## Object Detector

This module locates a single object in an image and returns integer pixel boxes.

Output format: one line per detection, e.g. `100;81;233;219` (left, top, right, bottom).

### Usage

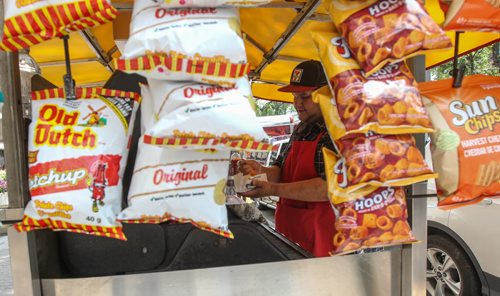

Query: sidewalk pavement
0;233;14;295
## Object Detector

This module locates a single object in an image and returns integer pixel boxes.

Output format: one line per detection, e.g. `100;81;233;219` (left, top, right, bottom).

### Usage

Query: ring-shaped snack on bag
312;30;433;139
0;0;117;51
116;2;249;87
324;0;452;76
15;88;141;240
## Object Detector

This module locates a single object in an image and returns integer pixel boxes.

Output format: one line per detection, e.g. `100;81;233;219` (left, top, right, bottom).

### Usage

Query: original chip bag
312;29;433;137
324;149;416;255
324;0;452;76
118;141;233;238
420;75;500;208
147;0;271;7
441;0;500;31
115;2;249;87
0;0;117;52
16;88;140;240
142;78;272;151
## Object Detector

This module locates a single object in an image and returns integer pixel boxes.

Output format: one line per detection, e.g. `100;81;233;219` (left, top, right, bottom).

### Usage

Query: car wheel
426;234;481;296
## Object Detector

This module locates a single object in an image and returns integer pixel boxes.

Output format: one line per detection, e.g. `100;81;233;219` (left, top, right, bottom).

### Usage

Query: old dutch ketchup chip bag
324;148;417;255
420;75;500;208
16;88;140;240
324;0;452;76
441;0;500;31
115;1;249;87
118;141;233;238
0;0;117;51
151;0;270;7
312;29;433;137
142;78;271;151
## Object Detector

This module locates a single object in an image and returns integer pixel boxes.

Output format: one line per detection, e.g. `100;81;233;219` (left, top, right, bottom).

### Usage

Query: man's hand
238;159;263;176
240;180;278;198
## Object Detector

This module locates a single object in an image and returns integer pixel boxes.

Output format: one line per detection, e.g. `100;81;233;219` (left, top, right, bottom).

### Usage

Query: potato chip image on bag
118;141;233;238
420;75;500;209
324;0;452;76
150;0;270;7
115;2;249;87
0;0;117;51
142;78;272;151
312;29;433;137
15;88;141;240
442;0;500;31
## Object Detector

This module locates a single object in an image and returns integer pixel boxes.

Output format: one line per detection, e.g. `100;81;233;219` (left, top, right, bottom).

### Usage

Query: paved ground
0;233;13;296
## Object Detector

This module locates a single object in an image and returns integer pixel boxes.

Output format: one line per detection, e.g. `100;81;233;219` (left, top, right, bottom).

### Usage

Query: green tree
430;41;500;80
253;99;295;117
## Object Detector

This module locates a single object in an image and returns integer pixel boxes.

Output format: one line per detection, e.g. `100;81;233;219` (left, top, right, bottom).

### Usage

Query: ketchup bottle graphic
90;162;108;213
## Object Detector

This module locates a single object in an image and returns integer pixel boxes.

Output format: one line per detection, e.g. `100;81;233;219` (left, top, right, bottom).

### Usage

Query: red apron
275;132;336;257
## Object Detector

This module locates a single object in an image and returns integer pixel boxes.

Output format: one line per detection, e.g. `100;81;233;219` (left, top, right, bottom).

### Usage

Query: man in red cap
239;60;336;257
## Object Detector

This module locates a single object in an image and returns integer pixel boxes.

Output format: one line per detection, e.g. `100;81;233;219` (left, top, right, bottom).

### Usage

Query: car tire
426;233;481;296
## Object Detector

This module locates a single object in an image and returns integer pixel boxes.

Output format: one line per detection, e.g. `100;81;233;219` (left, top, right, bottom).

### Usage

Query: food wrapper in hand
324;0;452;76
0;0;117;51
420;75;500;209
312;29;433;137
142;78;272;151
16;88;141;240
323;136;436;193
441;0;500;31
233;172;268;193
115;2;248;87
118;141;233;238
148;0;271;7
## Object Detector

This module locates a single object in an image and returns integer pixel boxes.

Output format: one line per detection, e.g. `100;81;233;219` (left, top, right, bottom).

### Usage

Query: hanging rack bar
62;36;76;100
452;31;465;88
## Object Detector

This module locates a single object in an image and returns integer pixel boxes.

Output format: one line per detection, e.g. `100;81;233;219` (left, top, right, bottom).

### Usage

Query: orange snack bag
442;0;500;31
0;0;117;52
420;75;500;208
324;148;417;255
324;0;452;76
312;29;433;137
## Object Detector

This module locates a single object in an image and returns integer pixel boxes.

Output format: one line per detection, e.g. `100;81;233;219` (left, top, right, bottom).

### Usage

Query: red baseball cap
278;60;328;93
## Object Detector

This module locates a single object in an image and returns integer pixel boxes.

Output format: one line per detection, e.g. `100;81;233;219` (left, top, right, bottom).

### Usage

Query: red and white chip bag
0;0;117;51
326;134;437;193
442;0;500;31
420;75;500;208
115;2;249;87
149;0;270;7
312;29;433;137
324;0;452;76
142;78;272;151
15;88;140;240
324;148;417;255
118;141;233;238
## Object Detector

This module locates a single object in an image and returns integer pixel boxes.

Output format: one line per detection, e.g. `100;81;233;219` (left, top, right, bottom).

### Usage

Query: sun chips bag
420;75;500;208
312;29;433;137
142;78;271;151
150;0;270;7
115;1;249;87
118;141;233;238
441;0;500;31
0;0;117;51
16;88;140;240
324;148;417;255
324;0;452;76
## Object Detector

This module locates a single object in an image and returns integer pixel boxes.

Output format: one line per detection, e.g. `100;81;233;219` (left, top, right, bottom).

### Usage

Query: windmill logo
82;105;107;126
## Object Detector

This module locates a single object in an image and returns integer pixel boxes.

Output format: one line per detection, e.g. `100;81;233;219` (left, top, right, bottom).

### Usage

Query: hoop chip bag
142;78;272;151
115;2;249;87
420;75;500;208
0;0;117;51
118;141;233;238
312;29;433;137
16;88;140;240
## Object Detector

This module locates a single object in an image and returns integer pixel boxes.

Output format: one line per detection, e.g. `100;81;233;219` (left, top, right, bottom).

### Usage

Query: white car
427;197;500;296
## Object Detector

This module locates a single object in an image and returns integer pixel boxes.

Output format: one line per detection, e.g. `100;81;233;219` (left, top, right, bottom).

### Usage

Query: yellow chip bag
324;0;452;76
312;29;433;138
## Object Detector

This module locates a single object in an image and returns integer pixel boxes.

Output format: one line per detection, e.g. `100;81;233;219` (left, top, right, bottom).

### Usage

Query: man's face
293;91;322;124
